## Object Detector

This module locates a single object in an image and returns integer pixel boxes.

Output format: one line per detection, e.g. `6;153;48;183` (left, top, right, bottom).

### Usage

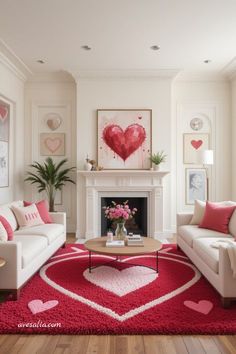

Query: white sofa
177;211;236;308
0;201;66;299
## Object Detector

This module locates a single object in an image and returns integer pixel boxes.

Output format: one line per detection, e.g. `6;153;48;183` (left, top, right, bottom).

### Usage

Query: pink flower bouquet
103;200;137;223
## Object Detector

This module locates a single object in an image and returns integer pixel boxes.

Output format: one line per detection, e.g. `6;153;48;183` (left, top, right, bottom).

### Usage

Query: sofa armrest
0;241;21;289
219;245;236;297
49;212;66;228
177;212;193;227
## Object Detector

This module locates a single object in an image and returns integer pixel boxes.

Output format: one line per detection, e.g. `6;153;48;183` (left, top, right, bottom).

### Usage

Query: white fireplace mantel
76;170;170;239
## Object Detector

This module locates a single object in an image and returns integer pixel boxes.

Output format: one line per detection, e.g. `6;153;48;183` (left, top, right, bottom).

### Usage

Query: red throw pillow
24;200;52;224
0;215;13;240
199;201;236;234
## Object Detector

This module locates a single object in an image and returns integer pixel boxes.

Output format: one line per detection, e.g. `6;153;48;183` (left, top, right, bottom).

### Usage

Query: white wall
76;77;173;234
0;58;25;203
173;79;232;220
24;74;77;232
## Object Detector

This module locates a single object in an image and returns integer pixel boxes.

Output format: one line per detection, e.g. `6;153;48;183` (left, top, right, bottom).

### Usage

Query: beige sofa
177;210;236;307
0;201;66;299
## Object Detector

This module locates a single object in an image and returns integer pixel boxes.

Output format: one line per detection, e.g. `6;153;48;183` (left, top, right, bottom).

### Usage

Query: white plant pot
154;164;161;171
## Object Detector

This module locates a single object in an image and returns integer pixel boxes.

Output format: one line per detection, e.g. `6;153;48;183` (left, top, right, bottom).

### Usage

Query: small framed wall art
0;99;10;187
40;133;65;156
97;109;152;169
185;168;207;205
183;133;209;164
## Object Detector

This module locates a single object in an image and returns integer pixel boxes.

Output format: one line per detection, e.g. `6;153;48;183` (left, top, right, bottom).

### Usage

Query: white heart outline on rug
40;253;201;322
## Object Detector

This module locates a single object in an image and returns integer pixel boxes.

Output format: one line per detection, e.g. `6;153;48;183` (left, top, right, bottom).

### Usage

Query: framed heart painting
40;133;65;156
97;109;152;169
183;133;209;164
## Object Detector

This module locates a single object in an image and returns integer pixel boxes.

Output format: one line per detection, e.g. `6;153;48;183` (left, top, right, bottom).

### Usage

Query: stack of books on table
127;235;144;247
106;240;125;247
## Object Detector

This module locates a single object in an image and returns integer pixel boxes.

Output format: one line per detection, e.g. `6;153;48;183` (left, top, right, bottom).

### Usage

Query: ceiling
0;0;235;76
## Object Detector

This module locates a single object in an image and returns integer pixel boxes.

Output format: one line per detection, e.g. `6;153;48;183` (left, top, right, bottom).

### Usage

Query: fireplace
101;196;148;236
77;170;169;240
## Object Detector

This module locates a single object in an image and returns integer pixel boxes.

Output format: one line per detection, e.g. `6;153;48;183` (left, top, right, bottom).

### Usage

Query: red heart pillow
199;201;236;234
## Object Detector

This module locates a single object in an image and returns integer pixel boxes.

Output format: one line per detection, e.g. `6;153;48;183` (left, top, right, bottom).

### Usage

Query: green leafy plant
150;151;167;165
25;157;76;212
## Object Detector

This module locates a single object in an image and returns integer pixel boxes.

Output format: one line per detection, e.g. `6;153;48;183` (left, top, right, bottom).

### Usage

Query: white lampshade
200;150;214;165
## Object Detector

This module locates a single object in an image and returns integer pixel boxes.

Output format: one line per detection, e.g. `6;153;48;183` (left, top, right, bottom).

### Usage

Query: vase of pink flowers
103;200;137;240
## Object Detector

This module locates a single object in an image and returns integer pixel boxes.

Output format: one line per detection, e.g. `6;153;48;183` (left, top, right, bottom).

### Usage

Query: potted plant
150;151;167;171
25;157;76;212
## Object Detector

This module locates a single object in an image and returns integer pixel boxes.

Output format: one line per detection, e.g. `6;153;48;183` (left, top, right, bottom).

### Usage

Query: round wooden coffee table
84;237;162;273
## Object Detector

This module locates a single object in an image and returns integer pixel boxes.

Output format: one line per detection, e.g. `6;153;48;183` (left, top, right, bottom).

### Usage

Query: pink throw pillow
24;200;52;224
0;215;14;240
12;204;44;229
199;201;236;234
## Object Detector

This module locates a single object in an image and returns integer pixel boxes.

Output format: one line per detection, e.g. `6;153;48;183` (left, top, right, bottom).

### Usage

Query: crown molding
221;57;236;81
0;38;32;81
70;69;180;81
174;70;228;83
26;71;75;84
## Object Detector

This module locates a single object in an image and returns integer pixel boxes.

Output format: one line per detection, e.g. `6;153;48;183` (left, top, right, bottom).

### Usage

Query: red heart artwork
0;105;8;122
103;124;146;161
191;140;203;150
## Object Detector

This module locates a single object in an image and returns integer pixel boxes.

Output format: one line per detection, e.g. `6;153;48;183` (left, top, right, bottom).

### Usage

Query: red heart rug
103;124;146;161
0;244;236;334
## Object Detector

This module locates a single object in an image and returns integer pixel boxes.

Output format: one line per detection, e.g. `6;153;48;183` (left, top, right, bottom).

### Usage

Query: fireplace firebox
101;197;148;236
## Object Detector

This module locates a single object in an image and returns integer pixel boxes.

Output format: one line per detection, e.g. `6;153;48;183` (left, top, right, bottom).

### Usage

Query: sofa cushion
178;225;228;247
193;237;234;274
24;200;53;224
199;202;236;234
0;206;18;231
14;235;48;268
12;204;44;229
229;209;236;239
0;221;8;242
14;224;64;245
0;215;13;240
190;200;206;225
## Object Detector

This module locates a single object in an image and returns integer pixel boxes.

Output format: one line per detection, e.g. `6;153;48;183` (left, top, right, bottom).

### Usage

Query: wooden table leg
156;251;158;273
89;251;92;273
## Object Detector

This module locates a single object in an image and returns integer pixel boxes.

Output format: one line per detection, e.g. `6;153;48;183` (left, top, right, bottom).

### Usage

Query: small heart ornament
46;113;62;131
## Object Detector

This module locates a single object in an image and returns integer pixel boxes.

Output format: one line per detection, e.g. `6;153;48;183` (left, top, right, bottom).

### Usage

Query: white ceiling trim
221;57;236;81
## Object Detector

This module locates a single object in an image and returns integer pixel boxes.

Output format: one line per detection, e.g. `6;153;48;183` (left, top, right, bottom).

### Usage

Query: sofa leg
62;242;66;248
221;297;231;308
177;244;181;250
12;289;20;301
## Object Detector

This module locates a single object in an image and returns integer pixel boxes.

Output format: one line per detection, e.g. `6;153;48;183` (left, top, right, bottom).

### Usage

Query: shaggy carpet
0;244;236;334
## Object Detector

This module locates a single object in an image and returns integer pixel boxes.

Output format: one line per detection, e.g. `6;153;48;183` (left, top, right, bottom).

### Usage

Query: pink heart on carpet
103;124;146;161
28;299;58;314
191;140;203;150
83;266;157;296
45;138;62;153
0;105;8;122
184;300;213;315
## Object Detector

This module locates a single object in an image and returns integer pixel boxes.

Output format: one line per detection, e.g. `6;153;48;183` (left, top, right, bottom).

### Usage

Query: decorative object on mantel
97;109;152;170
40;133;65;156
103;200;137;240
149;151;167;171
84;156;92;171
183;133;209;164
45;113;62;131
25;157;75;212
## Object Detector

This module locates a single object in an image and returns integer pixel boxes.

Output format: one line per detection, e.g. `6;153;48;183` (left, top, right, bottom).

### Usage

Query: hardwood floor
0;234;236;354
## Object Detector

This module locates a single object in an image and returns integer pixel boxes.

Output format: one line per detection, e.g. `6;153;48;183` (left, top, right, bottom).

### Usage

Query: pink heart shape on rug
28;299;58;314
191;140;203;150
0;105;8;122
83;266;157;296
184;300;213;315
45;138;62;153
103;124;146;161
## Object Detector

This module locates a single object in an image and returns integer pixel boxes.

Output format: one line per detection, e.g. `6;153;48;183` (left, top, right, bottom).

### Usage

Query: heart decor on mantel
191;140;203;150
45;138;62;153
46;113;62;131
0;104;8;122
103;123;146;161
